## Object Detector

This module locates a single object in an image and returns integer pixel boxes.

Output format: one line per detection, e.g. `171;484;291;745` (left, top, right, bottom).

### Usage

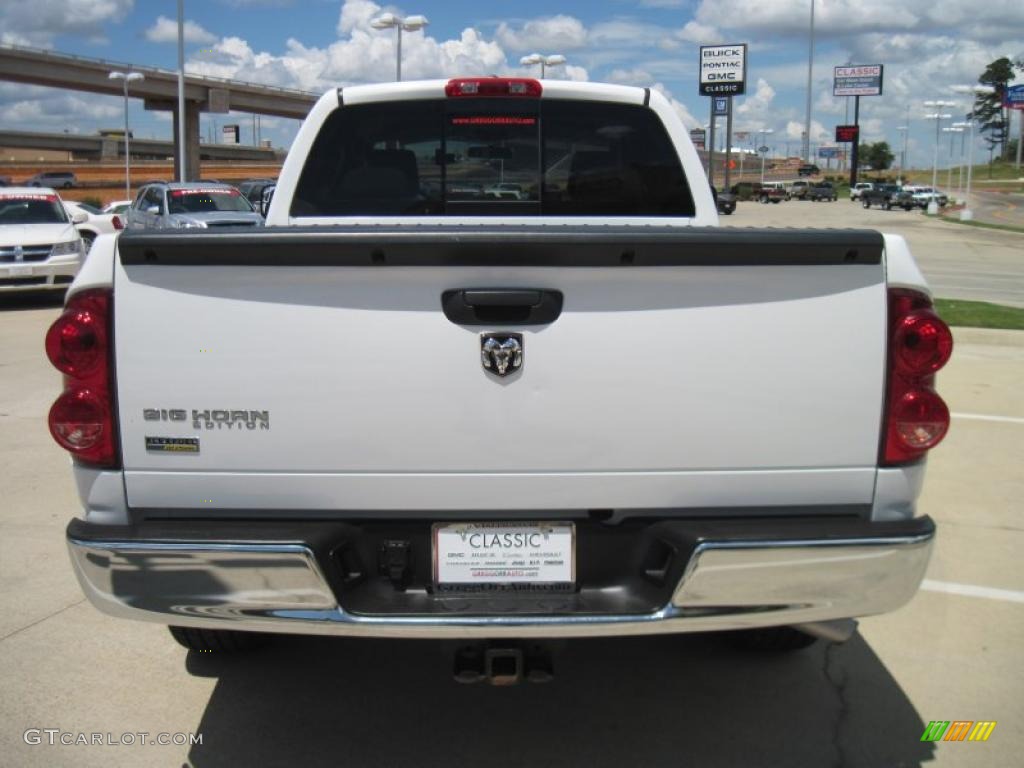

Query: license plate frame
432;521;576;593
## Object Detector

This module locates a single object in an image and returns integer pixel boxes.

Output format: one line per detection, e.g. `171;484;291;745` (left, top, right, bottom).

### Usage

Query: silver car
127;182;263;230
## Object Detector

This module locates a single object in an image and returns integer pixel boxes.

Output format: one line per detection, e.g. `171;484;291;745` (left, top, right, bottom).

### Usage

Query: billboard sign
700;44;747;96
833;65;883;97
1005;84;1024;110
689;128;706;149
222;124;240;144
835;124;859;143
818;146;841;159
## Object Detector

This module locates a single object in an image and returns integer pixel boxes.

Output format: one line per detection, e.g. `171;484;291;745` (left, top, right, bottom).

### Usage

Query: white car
63;200;125;253
0;187;84;292
102;199;132;215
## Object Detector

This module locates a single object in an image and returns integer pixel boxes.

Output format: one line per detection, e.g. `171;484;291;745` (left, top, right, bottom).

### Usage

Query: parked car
712;186;736;215
102;200;132;215
797;164;820;177
238;179;277;206
127;182;263;230
25;171;76;189
911;187;948;209
0;187;84;292
53;78;951;672
0;175;12;187
861;184;903;210
807;181;838;202
62;200;125;253
787;180;810;200
850;182;874;201
756;182;788;204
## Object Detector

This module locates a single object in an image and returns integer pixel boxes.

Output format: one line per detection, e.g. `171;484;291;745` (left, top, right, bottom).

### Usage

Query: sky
1;0;1021;169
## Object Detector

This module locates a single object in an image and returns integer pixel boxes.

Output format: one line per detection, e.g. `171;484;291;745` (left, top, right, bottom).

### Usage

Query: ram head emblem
480;333;524;377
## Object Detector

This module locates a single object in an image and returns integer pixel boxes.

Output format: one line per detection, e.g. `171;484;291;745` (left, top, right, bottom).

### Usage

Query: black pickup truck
861;184;910;210
807;182;838;202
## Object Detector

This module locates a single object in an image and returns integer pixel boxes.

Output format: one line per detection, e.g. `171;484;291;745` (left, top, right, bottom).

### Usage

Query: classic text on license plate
433;521;575;587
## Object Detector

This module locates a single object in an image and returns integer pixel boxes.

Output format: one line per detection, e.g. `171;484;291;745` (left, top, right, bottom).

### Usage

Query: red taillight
45;289;119;468
111;215;123;230
882;289;953;465
893;310;953;376
445;78;542;98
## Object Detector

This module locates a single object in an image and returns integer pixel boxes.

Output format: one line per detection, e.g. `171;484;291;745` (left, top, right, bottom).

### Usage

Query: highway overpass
0;130;278;163
0;44;317;179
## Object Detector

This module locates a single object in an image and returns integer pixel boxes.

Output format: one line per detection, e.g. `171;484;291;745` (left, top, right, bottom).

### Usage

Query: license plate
8;266;32;277
433;521;575;591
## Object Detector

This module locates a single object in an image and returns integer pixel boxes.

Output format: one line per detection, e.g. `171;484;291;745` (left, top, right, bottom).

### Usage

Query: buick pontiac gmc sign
699;44;747;96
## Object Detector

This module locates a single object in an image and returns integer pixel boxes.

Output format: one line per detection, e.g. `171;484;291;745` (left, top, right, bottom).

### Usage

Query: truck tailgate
114;227;887;513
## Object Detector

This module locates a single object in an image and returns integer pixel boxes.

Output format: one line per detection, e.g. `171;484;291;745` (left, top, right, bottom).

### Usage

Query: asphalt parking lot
1;202;1022;766
725;194;1024;307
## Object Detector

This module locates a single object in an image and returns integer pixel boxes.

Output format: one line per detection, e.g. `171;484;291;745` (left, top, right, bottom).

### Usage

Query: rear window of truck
291;98;695;217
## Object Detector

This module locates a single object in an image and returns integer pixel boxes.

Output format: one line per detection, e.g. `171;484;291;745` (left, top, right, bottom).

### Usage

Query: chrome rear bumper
67;517;934;639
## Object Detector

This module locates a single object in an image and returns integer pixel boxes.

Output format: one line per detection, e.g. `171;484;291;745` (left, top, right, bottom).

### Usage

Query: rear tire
168;626;267;653
726;626;819;652
862;200;870;208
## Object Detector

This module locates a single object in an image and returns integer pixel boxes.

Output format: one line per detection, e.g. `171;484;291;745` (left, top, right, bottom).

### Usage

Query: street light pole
108;71;144;200
802;0;815;162
758;128;774;184
177;0;186;182
520;53;567;79
896;125;908;185
370;13;429;82
924;100;954;211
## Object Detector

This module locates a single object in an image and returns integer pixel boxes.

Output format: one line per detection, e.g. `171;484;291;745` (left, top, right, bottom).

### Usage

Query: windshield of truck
292;97;695;217
168;188;254;214
0;193;69;224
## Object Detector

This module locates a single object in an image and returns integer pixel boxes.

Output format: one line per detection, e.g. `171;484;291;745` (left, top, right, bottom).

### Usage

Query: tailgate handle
442;289;563;326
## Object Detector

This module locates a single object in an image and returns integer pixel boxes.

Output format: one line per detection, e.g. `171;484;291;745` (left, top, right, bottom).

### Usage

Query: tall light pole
923;100;954;211
108;70;144;200
757;128;774;183
896;125;908;185
802;0;816;162
953;121;975;220
370;13;429;82
520;53;567;78
942;126;963;192
177;0;186;181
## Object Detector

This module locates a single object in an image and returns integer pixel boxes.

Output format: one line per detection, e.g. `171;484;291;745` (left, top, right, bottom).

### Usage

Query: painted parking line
952;412;1024;425
921;579;1024;604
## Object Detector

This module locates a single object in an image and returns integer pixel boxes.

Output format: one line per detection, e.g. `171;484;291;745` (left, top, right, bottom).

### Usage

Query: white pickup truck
50;78;952;680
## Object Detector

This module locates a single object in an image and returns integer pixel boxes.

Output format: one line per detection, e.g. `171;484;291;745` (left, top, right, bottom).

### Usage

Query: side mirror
71;211;88;225
145;205;161;215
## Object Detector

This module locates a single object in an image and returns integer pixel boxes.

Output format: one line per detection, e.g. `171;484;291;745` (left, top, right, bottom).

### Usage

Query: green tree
972;57;1016;160
858;141;895;170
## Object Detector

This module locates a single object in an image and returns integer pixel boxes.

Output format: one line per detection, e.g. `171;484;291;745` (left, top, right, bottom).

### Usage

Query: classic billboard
833;65;883;97
700;44;747;96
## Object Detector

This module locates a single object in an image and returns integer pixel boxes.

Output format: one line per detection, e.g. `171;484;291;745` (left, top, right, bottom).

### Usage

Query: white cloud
0;0;133;48
785;119;830;141
736;78;776;120
651;83;701;130
145;16;218;45
676;21;722;45
495;15;588;52
607;68;656;86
